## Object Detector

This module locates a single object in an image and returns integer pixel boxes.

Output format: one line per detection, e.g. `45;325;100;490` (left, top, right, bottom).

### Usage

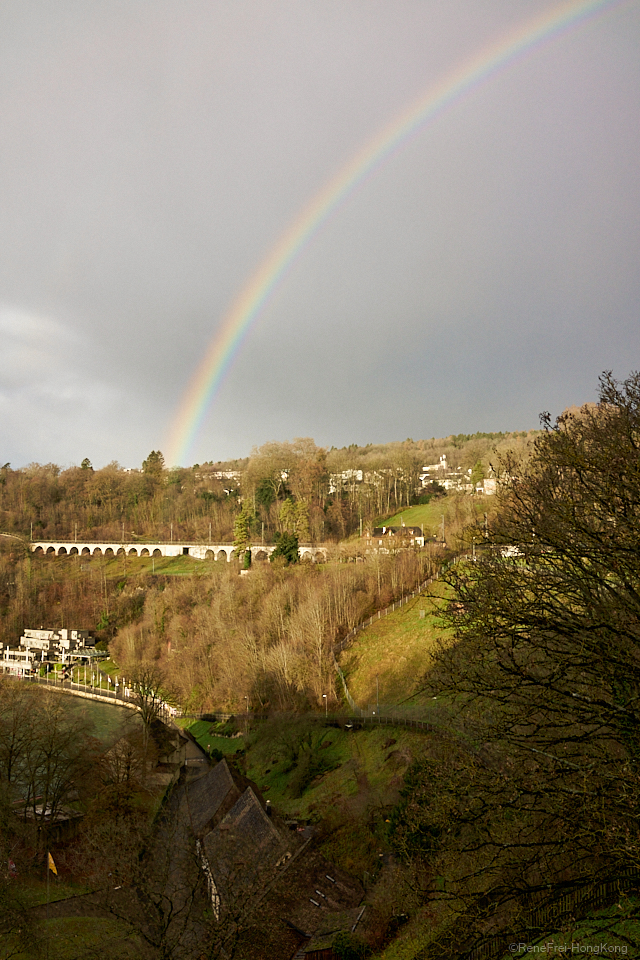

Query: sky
0;0;639;469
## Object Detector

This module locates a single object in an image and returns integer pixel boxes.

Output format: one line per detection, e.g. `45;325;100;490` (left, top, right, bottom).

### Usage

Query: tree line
0;430;535;546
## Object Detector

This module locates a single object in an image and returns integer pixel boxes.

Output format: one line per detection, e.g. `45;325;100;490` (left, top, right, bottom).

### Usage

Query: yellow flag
48;852;57;875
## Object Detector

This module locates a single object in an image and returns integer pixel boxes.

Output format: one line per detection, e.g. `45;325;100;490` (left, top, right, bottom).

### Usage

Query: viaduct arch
30;541;329;563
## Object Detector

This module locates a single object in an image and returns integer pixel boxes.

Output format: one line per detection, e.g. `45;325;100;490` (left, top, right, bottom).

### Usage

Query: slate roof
189;769;365;960
180;758;240;836
203;787;287;871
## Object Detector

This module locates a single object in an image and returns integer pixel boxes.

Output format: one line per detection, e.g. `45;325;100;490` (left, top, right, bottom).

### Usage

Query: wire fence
333;573;439;656
332;572;440;716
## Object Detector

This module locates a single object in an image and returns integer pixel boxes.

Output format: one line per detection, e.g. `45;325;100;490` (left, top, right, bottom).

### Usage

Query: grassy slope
379;500;449;534
104;553;228;577
16;878;91;908
176;717;246;757
182;716;430;878
337;588;640;960
3;916;142;960
504;898;640;958
380;494;491;538
247;721;434;878
374;901;640;960
51;552;227;581
338;582;450;713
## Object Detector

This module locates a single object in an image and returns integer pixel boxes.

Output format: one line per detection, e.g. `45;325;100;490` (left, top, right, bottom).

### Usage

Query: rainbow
165;0;627;466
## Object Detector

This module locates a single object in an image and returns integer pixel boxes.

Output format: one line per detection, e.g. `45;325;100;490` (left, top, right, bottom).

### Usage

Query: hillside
337;582;450;713
0;428;536;547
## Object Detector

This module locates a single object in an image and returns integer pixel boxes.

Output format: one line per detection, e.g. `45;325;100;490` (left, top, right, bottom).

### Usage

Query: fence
28;674;178;722
462;868;640;960
332;572;440;715
333;573;438;656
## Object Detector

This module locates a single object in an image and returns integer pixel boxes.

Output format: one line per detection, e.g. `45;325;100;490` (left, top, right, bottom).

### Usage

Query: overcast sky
1;0;638;468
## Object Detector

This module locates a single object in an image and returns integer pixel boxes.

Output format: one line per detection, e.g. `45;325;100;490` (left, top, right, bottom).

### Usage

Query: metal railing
27;673;178;721
462;868;640;960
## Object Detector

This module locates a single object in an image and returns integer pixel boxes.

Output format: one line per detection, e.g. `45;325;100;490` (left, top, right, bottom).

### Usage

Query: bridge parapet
30;541;329;563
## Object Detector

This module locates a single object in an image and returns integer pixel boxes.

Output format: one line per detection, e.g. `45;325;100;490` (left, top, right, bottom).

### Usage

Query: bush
333;930;371;959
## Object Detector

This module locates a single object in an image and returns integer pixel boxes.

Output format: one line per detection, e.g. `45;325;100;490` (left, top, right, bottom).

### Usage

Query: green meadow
337;581;450;713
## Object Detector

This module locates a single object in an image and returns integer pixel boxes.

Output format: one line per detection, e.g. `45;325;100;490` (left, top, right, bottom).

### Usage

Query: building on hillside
174;759;366;959
420;454;448;481
197;469;242;481
21;628;96;663
20;628;94;656
202;785;290;917
368;526;425;547
1;628;96;675
420;455;475;492
1;645;38;676
328;469;363;494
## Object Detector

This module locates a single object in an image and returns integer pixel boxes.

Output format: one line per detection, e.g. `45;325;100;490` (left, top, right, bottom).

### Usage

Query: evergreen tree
233;501;253;557
270;531;299;564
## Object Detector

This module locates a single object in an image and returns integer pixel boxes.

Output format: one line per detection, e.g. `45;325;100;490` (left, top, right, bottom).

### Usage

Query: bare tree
395;372;640;955
129;662;169;729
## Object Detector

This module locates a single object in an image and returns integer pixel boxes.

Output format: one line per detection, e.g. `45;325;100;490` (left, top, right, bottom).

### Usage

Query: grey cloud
0;1;638;466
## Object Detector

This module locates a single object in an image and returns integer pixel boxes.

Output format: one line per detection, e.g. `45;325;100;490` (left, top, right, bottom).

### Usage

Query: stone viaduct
30;540;328;563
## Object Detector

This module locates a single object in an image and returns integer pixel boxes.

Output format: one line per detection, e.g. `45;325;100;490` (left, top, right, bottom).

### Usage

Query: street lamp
322;694;327;718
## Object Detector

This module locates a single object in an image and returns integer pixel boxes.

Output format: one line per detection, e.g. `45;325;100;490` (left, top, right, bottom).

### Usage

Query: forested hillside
0;430;535;545
0;428;536;710
0;534;437;711
383;373;640;957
